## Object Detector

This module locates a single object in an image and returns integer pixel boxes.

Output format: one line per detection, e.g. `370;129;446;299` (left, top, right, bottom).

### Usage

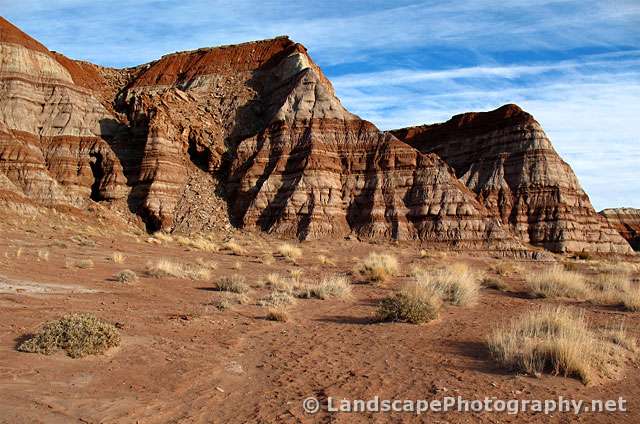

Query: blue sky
3;0;639;210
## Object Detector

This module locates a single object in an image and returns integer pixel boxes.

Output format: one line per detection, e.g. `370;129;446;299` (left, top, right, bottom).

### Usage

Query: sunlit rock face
0;17;630;254
391;105;632;253
600;208;640;251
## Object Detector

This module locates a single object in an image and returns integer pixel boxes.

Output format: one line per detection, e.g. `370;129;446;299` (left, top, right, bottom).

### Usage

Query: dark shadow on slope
346;141;379;237
256;126;312;236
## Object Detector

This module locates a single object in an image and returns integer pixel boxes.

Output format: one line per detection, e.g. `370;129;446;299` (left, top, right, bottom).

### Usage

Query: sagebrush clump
115;269;138;283
377;283;441;324
214;275;250;293
18;314;120;358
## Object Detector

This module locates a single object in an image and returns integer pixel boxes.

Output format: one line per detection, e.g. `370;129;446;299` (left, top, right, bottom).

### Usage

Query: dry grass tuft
260;253;275;265
146;259;211;280
211;297;232;311
258;291;296;307
277;243;303;262
621;288;640;312
318;254;335;266
223;241;247;256
152;232;173;243
487;306;624;385
264;273;300;294
490;261;523;277
413;263;480;306
115;269;138;283
377;283;441;324
266;306;290;322
68;258;94;269
37;249;50;262
481;277;509;291
525;266;587;299
305;275;352;300
111;252;125;264
214;275;250;293
354;253;399;283
70;235;96;247
195;258;218;270
175;236;220;252
603;324;637;352
288;269;304;282
17;313;120;358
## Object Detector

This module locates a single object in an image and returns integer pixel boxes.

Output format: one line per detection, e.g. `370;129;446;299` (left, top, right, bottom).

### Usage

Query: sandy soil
0;212;638;423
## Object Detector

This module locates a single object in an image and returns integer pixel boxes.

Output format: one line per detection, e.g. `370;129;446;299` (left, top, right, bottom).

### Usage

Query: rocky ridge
600;208;640;251
0;17;633;254
391;106;632;254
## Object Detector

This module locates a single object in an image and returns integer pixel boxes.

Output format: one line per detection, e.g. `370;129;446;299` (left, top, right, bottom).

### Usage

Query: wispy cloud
2;0;638;209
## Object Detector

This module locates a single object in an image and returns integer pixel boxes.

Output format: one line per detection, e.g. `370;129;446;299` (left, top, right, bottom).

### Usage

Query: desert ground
0;209;638;424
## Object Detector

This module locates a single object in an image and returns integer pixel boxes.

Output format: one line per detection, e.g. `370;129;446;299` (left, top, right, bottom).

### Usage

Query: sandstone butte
599;208;640;251
0;17;634;255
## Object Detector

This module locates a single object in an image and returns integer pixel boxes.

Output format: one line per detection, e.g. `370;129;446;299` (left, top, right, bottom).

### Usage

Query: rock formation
0;17;632;254
600;208;640;251
391;106;632;254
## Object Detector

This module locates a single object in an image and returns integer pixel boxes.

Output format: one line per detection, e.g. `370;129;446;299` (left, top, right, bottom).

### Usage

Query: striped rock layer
391;106;632;253
600;208;640;251
0;17;631;254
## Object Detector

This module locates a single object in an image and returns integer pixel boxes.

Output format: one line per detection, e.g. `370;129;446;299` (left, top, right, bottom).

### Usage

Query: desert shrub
258;291;296;307
152;232;173;243
115;269;138;283
288;269;304;282
70;235;96;247
525;266;587;299
376;283;441;324
210;292;250;310
195;258;218;270
111;252;125;264
214;275;250;293
481;277;509;291
212;298;232;311
587;273;631;293
277;243;302;262
264;273;293;292
354;253;399;283
146;259;211;280
175;236;220;252
38;249;50;262
266;306;289;322
306;275;352;300
414;264;480;306
223;241;247;256
575;251;591;261
621;287;640;312
260;253;275;265
68;258;94;269
318;254;335;266
603;324;637;352
490;262;523;277
18;313;120;358
487;306;619;384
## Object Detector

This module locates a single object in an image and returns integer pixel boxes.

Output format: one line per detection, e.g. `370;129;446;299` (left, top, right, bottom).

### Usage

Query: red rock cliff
391;105;632;253
0;17;631;254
